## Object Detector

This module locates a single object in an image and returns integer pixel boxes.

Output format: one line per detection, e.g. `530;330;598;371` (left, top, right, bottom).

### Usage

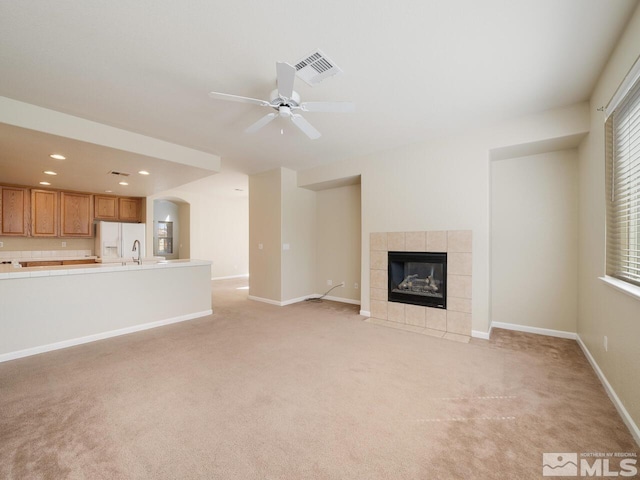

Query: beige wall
178;202;190;259
281;168;316;301
248;169;282;301
315;184;361;302
149;171;249;279
577;4;640;433
299;103;588;334
491;150;578;332
249;169;362;304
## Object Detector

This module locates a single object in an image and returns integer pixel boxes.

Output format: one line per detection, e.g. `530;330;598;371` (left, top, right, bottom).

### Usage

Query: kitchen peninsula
0;259;212;362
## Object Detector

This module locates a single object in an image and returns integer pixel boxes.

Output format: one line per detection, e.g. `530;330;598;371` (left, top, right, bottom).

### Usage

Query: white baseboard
491;321;577;340
281;295;312;306
471;329;491;340
248;294;361;307
360;310;371;317
248;295;282;306
316;295;361;306
0;309;213;364
212;273;249;280
576;334;640;447
248;295;309;306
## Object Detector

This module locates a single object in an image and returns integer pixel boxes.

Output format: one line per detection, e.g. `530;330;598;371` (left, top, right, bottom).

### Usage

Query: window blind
606;75;640;288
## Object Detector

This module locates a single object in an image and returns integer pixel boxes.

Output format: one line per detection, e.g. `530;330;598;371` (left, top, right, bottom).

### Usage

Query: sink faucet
132;240;141;264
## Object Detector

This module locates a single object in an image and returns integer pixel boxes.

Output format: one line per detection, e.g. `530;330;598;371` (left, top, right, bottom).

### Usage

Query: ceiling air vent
294;49;343;86
108;171;130;177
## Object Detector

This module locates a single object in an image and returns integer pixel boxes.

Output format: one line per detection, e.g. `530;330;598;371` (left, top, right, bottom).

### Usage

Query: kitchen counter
0;259;209;278
0;259;213;361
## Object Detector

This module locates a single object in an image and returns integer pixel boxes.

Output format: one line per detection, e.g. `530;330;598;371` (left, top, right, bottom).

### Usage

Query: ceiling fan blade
291;114;321;140
299;101;356;113
246;112;278;133
209;91;270;107
276;62;296;100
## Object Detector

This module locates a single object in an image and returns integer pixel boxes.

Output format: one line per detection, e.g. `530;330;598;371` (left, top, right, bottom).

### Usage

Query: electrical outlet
0;241;3;248
354;283;358;289
604;336;608;352
258;243;263;250
61;241;67;247
340;280;345;287
327;279;332;286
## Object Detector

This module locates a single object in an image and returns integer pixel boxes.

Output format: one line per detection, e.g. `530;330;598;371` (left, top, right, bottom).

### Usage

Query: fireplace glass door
388;252;447;309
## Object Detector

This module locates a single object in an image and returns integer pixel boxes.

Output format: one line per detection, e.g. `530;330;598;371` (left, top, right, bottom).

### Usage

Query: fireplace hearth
388;251;447;309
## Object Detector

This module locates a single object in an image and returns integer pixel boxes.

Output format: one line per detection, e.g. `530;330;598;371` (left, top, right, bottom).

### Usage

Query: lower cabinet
21;259;96;267
23;261;63;267
62;259;96;265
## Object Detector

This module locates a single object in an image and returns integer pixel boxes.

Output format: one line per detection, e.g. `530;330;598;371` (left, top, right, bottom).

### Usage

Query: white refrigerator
95;221;146;261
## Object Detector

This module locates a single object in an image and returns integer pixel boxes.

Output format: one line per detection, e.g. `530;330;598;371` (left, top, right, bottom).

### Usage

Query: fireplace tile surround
368;230;472;340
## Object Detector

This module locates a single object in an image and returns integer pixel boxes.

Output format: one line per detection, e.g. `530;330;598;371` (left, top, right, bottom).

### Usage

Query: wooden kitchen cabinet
1;186;30;236
94;195;119;220
62;259;96;265
24;261;63;267
31;189;58;237
60;192;93;237
118;197;142;222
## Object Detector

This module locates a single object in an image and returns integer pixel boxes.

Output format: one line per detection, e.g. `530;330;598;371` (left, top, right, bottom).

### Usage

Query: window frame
155;220;174;256
603;56;640;298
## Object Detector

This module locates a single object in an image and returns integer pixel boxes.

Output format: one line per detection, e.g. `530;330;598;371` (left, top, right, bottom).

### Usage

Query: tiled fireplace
369;230;472;341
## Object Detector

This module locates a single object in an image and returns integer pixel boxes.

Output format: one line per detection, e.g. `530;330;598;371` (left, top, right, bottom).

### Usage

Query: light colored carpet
0;277;637;479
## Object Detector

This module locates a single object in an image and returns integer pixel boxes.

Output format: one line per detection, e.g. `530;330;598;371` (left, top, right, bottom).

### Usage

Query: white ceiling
0;0;637;193
0;123;218;197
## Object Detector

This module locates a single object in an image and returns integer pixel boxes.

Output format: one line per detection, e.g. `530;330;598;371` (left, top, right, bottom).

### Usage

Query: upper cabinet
0;184;144;238
31;189;58;237
94;195;119;221
119;197;142;222
0;186;30;236
60;192;93;237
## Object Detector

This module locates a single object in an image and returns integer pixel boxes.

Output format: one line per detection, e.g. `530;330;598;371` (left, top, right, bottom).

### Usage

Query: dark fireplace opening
388;251;447;309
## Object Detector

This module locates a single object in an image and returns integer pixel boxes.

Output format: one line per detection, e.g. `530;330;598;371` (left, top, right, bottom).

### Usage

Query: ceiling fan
208;62;354;140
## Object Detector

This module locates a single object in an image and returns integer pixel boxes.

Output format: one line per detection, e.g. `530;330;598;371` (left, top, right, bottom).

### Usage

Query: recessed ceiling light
43;170;57;176
105;190;113;193
138;170;150;175
49;154;66;160
39;181;51;186
119;181;129;186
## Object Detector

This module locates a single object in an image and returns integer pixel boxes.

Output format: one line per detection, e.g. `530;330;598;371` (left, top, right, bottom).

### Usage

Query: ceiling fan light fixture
209;59;352;140
279;106;292;118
